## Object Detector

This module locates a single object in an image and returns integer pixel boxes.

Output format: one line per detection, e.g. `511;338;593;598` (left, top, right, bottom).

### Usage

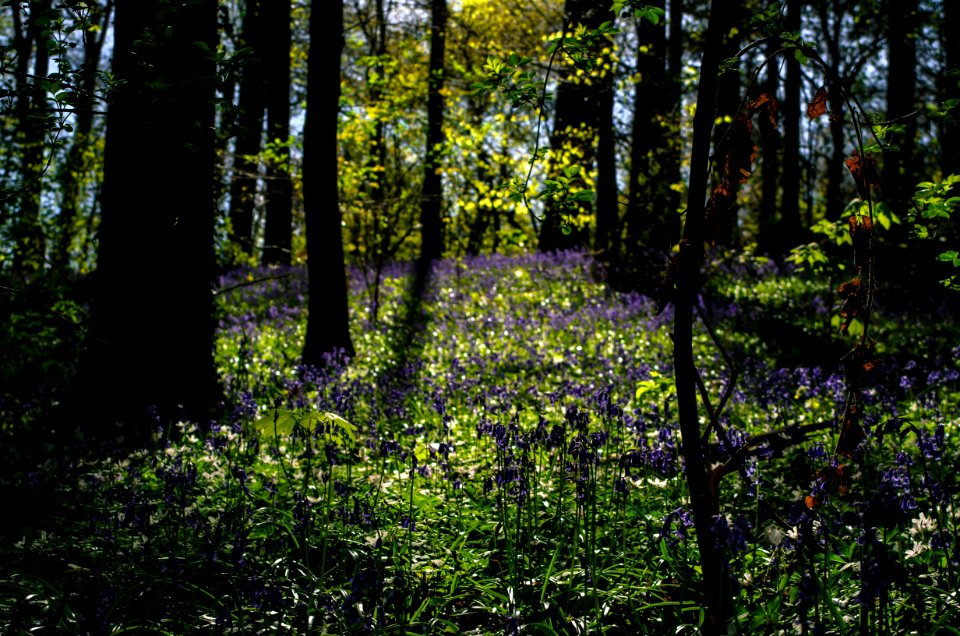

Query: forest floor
1;249;959;633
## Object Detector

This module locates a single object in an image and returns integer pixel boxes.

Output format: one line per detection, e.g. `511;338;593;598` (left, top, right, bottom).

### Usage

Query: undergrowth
1;250;958;634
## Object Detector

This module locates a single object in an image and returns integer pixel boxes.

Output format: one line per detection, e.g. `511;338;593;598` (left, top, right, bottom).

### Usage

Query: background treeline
1;0;958;432
3;0;957;272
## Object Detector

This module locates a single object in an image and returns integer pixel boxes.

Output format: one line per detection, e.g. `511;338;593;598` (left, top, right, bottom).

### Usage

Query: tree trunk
54;0;113;271
261;0;294;266
821;0;846;223
419;0;448;263
624;3;666;253
779;0;804;254
64;0;220;444
12;0;52;277
628;0;682;258
661;0;683;247
538;0;607;253
942;0;960;176
594;57;619;255
227;0;266;259
756;35;781;257
363;0;389;209
214;2;239;213
709;1;744;249
883;0;918;215
671;0;736;631
302;0;355;367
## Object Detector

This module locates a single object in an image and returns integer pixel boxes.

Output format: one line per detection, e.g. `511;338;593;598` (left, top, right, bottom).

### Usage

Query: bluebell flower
807;443;828;462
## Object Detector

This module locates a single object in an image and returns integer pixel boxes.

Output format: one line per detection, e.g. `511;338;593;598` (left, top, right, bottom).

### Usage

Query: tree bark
624;0;682;259
302;0;355;367
419;0;448;263
538;0;607;253
883;0;918;215
756;35;781;257
11;0;52;277
779;0;804;254
709;1;744;249
261;0;294;266
821;0;846;223
54;0;113;271
227;0;266;259
941;0;960;176
594;55;619;255
671;0;736;631
64;0;220;443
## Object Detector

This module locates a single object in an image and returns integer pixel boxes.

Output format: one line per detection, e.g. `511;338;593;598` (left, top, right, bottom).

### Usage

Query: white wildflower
905;540;928;559
910;512;937;536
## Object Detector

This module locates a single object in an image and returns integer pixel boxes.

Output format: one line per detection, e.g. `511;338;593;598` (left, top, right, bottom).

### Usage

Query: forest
1;0;959;633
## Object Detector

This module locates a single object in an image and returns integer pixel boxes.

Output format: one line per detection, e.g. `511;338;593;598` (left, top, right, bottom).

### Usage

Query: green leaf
634;6;665;25
299;411;358;443
873;201;900;231
938;250;959;264
254;409;298;438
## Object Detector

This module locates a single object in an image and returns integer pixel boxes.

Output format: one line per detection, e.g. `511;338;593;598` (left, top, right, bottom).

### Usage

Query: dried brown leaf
807;86;828;119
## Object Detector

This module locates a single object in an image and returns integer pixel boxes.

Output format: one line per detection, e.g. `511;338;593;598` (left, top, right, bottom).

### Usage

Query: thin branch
214;273;293;296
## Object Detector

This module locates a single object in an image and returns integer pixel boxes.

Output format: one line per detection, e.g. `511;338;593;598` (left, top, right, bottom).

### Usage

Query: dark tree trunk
624;0;681;258
594;60;619;255
54;0;113;271
671;0;737;631
12;0;52;277
364;0;388;208
64;0;220;444
538;0;607;253
419;0;447;264
821;0;846;223
214;3;239;211
942;0;960;176
261;0;294;266
227;0;266;259
302;0;355;367
756;35;781;257
662;0;683;245
779;0;804;253
883;0;919;215
709;1;744;248
624;2;667;253
464;140;501;255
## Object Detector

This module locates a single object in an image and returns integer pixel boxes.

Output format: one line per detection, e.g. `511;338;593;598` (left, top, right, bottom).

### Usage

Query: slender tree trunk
671;0;735;631
227;0;266;259
65;0;220;443
756;35;781;257
55;0;113;271
302;0;355;367
624;2;666;253
419;0;447;263
214;2;239;212
364;0;388;209
261;0;294;265
822;0;846;222
538;0;607;253
942;0;960;176
709;1;744;248
779;0;804;254
663;0;683;245
594;58;618;255
12;0;53;277
883;0;918;216
465;136;496;255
